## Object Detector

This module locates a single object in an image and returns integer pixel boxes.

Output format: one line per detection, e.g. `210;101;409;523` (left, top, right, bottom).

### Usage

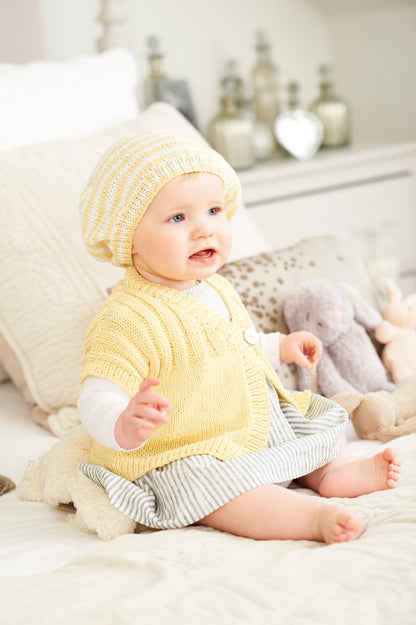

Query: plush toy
333;374;416;442
283;277;395;398
374;279;416;383
0;474;15;496
380;279;416;327
19;425;136;540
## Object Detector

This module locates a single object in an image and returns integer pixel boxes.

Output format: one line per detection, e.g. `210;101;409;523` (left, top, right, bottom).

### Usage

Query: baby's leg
298;437;401;498
197;484;365;544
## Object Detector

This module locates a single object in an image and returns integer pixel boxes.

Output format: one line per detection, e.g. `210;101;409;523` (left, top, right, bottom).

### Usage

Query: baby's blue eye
170;214;184;223
209;207;218;215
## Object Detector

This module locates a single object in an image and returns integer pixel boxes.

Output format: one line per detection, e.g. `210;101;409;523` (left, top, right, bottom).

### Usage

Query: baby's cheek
222;231;233;257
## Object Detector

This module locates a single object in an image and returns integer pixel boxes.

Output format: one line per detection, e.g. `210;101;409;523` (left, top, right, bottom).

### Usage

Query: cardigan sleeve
79;300;151;396
258;332;281;370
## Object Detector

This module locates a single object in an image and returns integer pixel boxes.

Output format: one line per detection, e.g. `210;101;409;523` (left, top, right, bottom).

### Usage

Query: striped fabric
79;392;346;529
79;281;348;530
79;131;241;267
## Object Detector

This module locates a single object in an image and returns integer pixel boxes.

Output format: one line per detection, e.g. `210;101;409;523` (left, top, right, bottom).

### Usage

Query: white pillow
0;102;270;434
0;48;139;150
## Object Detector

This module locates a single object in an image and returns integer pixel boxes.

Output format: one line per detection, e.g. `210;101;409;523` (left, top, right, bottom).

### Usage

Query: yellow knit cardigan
80;267;311;481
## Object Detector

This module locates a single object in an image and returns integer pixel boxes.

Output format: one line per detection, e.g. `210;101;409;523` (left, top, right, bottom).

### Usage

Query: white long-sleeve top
78;280;282;451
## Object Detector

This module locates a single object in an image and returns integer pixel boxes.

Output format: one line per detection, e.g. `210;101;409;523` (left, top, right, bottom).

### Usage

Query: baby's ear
131;239;139;263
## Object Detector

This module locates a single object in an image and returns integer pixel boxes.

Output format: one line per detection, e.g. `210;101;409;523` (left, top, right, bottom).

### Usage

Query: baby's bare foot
382;447;402;488
319;447;401;498
314;505;365;544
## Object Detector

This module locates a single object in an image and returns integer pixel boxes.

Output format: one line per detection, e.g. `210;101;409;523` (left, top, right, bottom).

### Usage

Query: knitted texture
80;268;311;480
79;131;241;267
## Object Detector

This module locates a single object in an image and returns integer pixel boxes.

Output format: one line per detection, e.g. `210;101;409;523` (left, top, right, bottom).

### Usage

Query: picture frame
153;78;198;128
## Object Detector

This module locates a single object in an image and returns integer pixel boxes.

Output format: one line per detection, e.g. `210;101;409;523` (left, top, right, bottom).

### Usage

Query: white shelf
237;141;416;294
238;141;416;206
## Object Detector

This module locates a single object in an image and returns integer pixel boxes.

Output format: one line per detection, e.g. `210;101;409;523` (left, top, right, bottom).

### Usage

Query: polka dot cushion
219;235;380;389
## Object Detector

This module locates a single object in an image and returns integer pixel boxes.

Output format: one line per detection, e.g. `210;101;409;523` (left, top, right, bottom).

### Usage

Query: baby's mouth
189;248;217;261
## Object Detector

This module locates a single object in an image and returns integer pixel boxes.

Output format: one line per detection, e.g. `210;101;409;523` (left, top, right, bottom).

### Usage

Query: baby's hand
279;331;322;370
114;378;171;450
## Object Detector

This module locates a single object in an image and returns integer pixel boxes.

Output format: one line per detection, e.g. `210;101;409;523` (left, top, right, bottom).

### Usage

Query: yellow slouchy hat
79;130;241;267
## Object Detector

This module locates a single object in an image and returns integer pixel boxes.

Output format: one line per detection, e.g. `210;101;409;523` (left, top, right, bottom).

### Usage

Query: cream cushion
0;48;139;150
0;102;270;434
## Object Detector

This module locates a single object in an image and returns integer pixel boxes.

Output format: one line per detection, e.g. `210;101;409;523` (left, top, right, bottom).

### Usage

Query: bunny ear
339;281;383;330
385;279;403;304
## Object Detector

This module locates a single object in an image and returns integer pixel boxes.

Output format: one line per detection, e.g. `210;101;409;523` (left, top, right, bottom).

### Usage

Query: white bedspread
1;381;415;624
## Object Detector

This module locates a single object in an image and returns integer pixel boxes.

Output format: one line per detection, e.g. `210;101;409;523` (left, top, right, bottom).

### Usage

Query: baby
78;131;400;544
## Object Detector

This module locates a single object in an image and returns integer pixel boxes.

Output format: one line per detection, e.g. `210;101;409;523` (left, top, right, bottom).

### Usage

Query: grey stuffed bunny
283;277;395;397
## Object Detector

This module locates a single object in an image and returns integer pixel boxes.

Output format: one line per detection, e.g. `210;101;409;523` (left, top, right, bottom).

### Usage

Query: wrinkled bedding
1;381;415;624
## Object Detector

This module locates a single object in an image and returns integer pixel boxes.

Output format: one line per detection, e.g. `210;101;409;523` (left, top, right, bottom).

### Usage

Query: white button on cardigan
244;328;259;344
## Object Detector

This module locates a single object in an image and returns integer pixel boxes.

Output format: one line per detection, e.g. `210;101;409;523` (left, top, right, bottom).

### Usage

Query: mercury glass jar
220;59;273;164
309;65;350;148
252;30;281;135
143;35;167;106
208;96;254;170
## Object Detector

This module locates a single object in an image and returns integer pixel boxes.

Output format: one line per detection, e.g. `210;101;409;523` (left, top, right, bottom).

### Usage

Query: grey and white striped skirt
79;390;347;530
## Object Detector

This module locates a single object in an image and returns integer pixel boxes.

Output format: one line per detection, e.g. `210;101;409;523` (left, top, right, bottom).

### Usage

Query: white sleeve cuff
77;377;146;452
258;332;281;370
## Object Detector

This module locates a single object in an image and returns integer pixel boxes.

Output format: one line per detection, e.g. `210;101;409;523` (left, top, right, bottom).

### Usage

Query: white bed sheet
0;382;101;577
1;381;416;625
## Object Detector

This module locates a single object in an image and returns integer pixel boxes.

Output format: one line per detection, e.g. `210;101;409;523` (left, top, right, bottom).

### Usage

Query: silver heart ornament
274;110;323;160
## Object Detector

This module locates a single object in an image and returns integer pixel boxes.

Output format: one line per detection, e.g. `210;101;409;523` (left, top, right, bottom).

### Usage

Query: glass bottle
309;65;350;148
221;59;245;109
143;35;167;107
252;30;281;135
218;59;273;164
208;79;254;171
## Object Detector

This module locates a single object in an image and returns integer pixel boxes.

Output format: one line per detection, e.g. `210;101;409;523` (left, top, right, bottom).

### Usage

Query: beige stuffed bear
333;374;416;442
374;279;416;383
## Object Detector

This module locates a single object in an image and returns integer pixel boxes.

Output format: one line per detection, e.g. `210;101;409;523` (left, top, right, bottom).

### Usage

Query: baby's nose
332;308;343;321
193;222;213;238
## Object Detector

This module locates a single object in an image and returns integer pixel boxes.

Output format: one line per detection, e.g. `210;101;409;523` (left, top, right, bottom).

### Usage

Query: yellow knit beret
79;130;241;267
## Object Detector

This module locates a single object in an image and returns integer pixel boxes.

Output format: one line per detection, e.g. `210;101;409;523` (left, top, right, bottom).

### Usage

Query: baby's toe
383;447;399;464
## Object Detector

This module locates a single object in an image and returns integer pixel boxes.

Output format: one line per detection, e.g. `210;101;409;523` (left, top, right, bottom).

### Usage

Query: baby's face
131;173;232;290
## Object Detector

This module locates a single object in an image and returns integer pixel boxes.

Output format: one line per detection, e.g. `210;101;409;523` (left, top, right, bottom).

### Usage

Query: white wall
125;0;332;135
328;5;416;144
39;0;100;58
38;0;331;136
0;0;43;62
35;0;416;144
